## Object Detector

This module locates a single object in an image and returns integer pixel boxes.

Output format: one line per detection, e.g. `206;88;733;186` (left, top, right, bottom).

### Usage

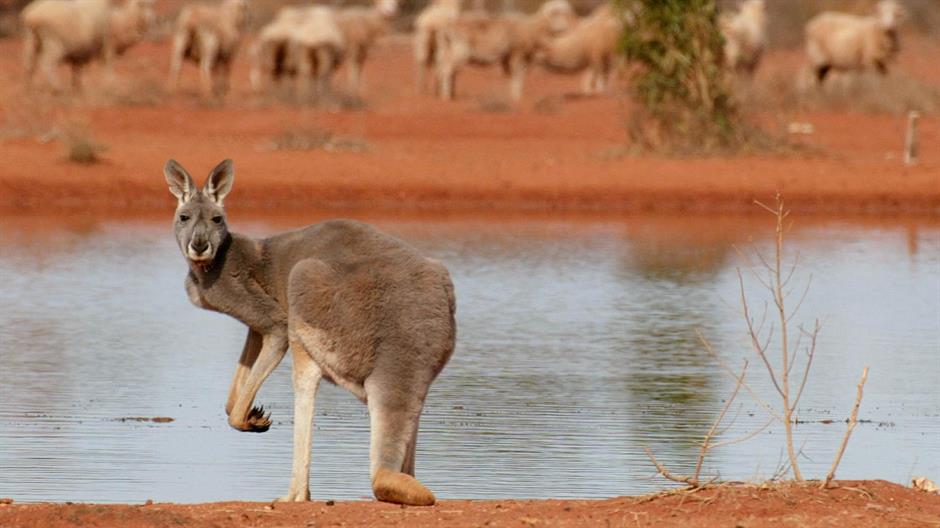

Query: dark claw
245;404;272;433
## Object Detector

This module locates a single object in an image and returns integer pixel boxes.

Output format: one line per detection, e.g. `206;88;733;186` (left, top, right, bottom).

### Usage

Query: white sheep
333;0;399;94
287;6;346;99
532;3;622;94
432;0;577;101
21;0;155;91
720;0;766;75
805;0;906;84
248;6;310;92
167;0;249;96
413;0;461;95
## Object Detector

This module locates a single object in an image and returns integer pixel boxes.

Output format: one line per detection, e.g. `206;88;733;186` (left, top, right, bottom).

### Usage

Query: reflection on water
0;213;937;503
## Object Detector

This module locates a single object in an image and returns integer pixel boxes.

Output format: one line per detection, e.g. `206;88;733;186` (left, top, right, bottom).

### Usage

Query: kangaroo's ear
164;159;197;204
204;158;234;206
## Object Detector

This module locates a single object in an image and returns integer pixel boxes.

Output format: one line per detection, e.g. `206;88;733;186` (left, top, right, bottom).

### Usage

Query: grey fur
164;159;456;504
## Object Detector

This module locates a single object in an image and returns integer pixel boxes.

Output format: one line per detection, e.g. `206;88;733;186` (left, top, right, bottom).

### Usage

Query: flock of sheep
18;0;908;101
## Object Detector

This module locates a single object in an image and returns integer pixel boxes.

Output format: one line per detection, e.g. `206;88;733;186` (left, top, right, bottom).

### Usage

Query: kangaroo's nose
190;239;209;254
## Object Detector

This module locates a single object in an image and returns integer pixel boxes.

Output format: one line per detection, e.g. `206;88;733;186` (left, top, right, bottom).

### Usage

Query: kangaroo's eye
179;214;190;222
212;216;223;224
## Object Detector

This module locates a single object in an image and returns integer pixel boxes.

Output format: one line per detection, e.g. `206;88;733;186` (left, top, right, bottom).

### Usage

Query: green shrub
620;0;745;152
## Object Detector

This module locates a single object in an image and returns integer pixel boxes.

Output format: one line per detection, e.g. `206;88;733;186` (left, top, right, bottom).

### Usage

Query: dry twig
821;366;870;488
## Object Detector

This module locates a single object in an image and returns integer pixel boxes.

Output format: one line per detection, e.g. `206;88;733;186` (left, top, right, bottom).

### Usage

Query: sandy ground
1;481;938;527
0;34;937;215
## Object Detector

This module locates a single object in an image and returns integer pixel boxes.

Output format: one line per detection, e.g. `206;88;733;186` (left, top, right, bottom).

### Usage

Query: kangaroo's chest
185;272;288;335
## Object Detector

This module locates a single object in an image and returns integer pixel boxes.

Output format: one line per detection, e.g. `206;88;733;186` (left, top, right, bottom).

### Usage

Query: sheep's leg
315;47;334;100
278;339;322;503
167;31;188;92
581;69;595;94
508;55;526;102
414;30;431;95
38;39;65;93
198;33;220;97
23;29;38;87
348;48;365;95
70;63;83;93
216;59;232;97
296;47;313;100
102;40;117;86
249;42;264;93
436;56;456;101
439;66;454;100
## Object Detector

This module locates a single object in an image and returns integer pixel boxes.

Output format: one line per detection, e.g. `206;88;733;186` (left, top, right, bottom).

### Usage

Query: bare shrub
62;126;107;164
645;196;870;487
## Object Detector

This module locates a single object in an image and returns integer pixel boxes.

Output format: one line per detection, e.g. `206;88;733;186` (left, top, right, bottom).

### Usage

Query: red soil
1;481;938;527
0;34;937;215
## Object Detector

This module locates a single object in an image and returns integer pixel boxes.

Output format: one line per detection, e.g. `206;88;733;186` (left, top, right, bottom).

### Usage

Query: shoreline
1;480;938;527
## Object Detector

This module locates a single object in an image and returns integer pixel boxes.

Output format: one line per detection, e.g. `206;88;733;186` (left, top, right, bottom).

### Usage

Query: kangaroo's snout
188;238;212;260
190;238;209;253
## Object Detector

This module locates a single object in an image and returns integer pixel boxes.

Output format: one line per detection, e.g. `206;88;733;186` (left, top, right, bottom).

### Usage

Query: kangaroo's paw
372;468;436;506
245;405;272;432
230;405;272;432
277;489;310;503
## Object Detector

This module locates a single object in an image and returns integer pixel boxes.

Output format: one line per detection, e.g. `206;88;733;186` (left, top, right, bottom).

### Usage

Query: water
0;212;937;503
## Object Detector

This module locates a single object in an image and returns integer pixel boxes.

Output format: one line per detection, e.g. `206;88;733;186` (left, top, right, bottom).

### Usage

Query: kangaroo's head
164;159;234;267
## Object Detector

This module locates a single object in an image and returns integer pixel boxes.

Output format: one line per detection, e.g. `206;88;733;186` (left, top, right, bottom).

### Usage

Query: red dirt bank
1;481;938;527
0;37;938;215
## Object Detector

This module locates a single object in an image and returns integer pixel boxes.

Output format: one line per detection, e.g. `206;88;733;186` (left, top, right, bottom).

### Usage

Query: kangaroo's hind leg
401;415;420;477
279;338;322;502
365;371;435;506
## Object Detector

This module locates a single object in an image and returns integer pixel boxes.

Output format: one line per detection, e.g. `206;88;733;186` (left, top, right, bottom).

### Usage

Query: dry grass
100;78;166;107
264;127;369;153
742;70;940;116
478;95;513;113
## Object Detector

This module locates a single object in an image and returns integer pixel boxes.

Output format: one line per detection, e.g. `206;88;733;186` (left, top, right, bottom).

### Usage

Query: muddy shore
1;481;938;527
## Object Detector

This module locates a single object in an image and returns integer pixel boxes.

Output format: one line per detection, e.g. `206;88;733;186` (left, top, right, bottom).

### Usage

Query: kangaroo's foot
277;488;310;502
372;468;436;506
229;405;271;432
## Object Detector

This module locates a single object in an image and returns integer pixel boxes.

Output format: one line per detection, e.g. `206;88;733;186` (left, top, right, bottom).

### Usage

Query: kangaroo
163;159;456;506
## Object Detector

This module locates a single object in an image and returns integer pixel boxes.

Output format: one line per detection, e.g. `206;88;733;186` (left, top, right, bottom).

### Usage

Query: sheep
287;6;346;99
805;0;906;85
248;6;310;92
107;0;156;56
432;0;577;101
720;0;767;75
333;0;399;94
21;0;155;91
167;0;250;96
532;3;623;95
413;0;461;95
